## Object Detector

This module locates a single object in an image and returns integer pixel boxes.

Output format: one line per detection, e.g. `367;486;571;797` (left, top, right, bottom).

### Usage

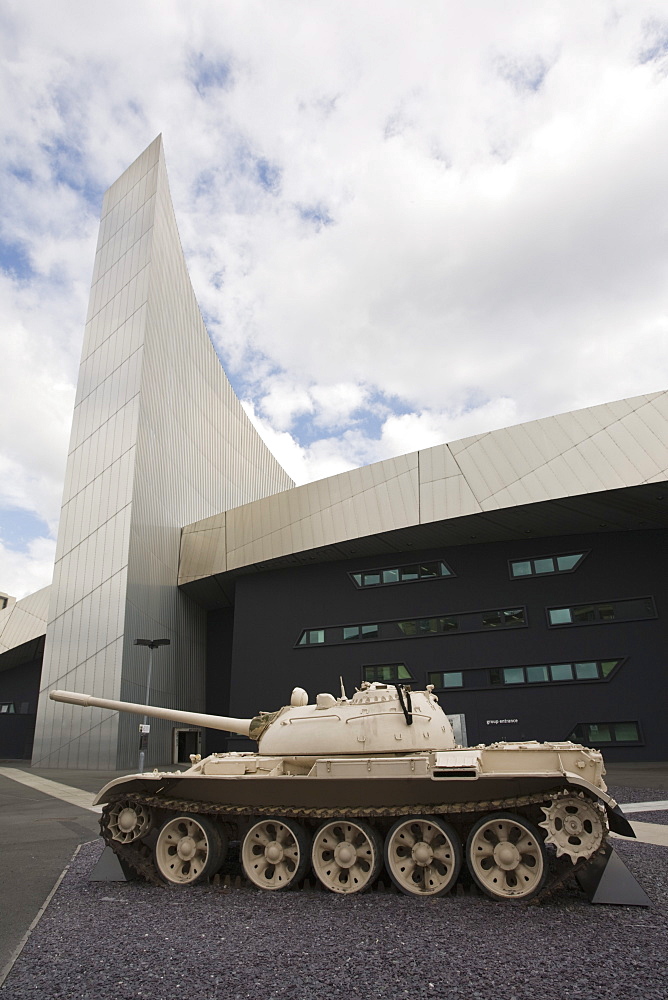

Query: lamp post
134;638;170;773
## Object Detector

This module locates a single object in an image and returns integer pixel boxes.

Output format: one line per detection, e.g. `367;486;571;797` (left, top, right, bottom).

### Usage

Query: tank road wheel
154;814;227;886
312;819;383;895
539;793;606;863
384;816;462;897
466;812;548;901
241;818;310;890
105;799;153;843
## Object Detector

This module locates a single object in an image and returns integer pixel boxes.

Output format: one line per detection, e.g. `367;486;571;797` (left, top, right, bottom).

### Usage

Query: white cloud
241;400;363;485
1;0;668;594
0;536;55;600
0;274;79;531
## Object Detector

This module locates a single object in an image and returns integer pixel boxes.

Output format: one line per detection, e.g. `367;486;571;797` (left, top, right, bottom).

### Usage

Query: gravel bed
3;835;667;1000
623;810;668;825
608;784;668;805
607;785;668;825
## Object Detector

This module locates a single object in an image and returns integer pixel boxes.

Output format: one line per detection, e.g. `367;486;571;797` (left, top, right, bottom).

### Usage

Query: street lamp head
134;638;171;649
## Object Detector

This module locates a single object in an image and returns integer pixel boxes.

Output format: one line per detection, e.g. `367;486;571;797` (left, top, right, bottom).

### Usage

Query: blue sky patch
639;22;668;64
189;53;232;96
291;412;325;445
40;136;104;206
193;168;216;199
282;389;411;445
255;157;281;193
285;399;408;452
497;55;548;93
0;238;33;281
9;164;34;185
222;140;282;199
0;508;52;552
297;204;334;230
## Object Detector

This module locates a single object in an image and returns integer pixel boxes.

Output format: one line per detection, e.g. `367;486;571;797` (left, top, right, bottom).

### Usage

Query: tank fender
92;773;180;807
562;772;635;838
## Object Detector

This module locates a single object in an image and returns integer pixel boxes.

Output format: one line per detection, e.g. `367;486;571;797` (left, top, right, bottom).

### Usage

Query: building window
350;560;454;588
0;703;15;714
428;671;463;688
296;605;527;647
574;661;598;680
396;607;524;640
343;624;379;641
569;721;641;746
504;667;525;685
363;663;413;683
489;659;623;687
510;552;587;579
482;609;525;628
398;616;459;636
547;597;656;627
297;629;325;645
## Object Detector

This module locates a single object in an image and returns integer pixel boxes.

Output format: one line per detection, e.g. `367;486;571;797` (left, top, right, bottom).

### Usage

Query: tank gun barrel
49;689;252;738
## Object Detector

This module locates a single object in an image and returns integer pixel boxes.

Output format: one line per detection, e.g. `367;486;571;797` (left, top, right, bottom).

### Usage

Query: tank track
118;787;566;820
100;786;606;899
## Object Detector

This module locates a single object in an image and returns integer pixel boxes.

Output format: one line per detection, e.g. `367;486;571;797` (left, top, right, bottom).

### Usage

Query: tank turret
50;682;456;756
49;682;637;903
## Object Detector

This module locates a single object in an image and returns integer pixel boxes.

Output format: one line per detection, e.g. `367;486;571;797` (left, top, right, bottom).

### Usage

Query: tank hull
95;771;602;811
94;748;632;840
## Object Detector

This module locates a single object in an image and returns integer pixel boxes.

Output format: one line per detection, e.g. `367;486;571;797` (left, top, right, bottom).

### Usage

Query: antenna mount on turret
393;683;413;726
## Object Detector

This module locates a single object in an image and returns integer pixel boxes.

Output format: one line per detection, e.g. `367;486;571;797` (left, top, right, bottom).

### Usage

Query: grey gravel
623;810;668;825
609;784;668;805
3;827;667;1000
608;785;668;826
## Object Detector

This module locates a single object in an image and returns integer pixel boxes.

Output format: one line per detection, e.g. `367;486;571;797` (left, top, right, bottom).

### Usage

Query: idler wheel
466;812;548;901
241;818;310;890
105;799;153;844
384;816;462;897
154;814;227;885
311;820;382;894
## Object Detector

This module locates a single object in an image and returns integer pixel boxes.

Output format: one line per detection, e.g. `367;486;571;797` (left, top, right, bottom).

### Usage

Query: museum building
1;137;666;767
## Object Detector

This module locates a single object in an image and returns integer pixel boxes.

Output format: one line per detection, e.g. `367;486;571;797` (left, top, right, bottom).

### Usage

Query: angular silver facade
33;137;293;768
180;391;668;583
0;587;50;656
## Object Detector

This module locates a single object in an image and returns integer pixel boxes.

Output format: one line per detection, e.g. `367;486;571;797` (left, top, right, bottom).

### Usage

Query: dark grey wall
0;658;41;758
204;606;235;754
213;528;667;762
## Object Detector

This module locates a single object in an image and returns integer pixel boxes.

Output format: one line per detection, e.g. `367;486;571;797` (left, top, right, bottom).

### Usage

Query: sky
1;1;668;599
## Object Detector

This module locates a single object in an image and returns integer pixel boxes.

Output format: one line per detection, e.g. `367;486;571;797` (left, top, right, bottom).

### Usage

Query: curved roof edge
179;390;668;595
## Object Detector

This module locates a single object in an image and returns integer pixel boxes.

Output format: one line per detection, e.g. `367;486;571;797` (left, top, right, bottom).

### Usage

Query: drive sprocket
539;792;606;863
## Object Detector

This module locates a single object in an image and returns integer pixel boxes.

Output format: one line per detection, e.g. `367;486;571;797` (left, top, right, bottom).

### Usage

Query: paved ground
0;761;173;979
605;761;668;790
1;759;666;993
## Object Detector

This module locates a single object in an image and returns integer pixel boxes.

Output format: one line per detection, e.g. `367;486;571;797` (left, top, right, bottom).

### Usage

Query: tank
49;683;635;901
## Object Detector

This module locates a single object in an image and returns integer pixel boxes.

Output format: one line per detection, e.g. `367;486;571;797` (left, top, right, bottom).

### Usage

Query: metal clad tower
32;137;293;768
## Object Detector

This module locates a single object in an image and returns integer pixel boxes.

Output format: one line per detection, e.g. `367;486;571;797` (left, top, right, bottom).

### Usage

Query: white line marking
0;767;102;813
618;800;668;813
612;821;668;847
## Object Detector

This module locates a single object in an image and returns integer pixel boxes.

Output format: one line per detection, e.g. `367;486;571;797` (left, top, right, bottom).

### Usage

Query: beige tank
50;683;635;900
